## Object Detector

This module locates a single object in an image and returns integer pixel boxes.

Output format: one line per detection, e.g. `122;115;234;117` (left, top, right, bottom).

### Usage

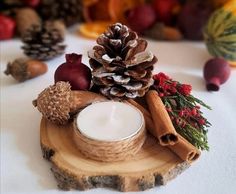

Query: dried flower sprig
152;73;211;150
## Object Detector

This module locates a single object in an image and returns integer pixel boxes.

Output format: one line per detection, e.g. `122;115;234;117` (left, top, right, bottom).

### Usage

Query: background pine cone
38;0;84;26
88;23;157;99
21;21;66;61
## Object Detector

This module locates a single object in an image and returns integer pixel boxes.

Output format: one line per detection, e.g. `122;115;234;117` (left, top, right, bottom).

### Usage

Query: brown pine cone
21;21;66;61
38;0;83;26
88;23;157;99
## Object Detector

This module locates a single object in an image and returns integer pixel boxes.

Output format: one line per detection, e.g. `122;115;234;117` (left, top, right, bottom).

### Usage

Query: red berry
199;118;206;125
0;15;16;40
191;108;197;116
126;4;156;33
171;81;177;87
152;0;180;24
179;84;192;96
179;110;184;117
184;108;191;116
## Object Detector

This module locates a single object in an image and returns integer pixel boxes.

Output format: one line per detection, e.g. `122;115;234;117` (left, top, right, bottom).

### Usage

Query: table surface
1;32;236;194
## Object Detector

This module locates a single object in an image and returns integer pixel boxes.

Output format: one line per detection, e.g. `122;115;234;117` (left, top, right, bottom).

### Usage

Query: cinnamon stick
146;90;178;146
126;98;200;162
168;135;200;162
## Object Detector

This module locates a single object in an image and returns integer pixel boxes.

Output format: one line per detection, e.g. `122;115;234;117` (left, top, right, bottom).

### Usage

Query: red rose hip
203;58;231;91
54;53;92;90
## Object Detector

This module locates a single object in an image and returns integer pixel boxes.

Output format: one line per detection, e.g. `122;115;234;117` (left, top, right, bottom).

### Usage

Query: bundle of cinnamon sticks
127;90;200;163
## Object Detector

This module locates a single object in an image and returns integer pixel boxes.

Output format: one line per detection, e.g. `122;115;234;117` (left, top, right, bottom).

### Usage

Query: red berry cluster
167;106;206;128
153;72;192;97
152;72;211;150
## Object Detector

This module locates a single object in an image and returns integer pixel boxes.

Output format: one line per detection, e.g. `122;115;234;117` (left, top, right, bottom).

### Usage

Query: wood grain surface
40;118;190;192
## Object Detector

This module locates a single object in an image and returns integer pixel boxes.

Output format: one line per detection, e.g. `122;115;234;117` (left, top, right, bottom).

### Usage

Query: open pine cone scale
88;23;157;99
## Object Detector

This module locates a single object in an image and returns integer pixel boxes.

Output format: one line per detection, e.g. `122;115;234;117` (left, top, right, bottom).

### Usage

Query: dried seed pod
33;81;107;125
4;58;47;82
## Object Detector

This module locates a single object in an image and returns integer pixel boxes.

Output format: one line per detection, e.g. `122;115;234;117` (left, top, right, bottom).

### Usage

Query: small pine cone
21;21;66;61
15;8;41;37
88;23;158;99
38;0;84;26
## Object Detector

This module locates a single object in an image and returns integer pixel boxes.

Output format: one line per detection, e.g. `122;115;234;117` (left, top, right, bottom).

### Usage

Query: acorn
15;8;41;37
32;81;107;125
4;58;48;82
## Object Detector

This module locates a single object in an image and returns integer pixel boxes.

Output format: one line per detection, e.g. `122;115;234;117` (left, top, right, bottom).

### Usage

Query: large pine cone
38;0;83;26
21;21;66;61
88;23;157;99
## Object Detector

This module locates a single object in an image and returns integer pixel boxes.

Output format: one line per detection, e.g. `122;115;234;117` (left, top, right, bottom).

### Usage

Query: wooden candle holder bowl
40;118;189;192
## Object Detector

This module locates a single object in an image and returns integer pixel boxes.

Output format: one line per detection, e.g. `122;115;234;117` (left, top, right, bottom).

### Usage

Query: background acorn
21;21;66;60
4;58;47;82
15;8;41;37
88;23;158;99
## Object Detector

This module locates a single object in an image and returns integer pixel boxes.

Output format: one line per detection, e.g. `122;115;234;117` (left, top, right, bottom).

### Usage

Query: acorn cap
4;58;28;82
33;81;71;125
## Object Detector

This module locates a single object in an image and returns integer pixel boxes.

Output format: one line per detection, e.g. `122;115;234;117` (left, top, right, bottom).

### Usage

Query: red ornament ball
126;4;156;33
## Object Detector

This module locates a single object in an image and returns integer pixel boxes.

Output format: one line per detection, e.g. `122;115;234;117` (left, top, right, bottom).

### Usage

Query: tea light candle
76;101;144;141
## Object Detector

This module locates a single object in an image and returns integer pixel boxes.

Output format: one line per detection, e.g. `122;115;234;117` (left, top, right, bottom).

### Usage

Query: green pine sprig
153;73;211;151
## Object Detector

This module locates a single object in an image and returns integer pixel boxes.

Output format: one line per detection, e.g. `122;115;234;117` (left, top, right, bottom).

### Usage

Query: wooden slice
40;118;190;192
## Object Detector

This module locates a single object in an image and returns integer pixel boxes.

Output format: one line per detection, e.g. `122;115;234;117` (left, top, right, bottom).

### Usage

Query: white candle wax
76;101;144;141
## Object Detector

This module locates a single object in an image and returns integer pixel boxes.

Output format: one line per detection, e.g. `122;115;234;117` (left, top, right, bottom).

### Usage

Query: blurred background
0;0;231;40
0;0;235;66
